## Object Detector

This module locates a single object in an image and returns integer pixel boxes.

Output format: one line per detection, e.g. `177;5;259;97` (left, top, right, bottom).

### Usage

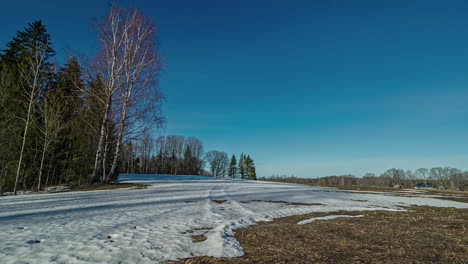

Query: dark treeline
0;21;96;194
0;5;165;195
261;167;468;191
121;134;204;176
120;134;257;180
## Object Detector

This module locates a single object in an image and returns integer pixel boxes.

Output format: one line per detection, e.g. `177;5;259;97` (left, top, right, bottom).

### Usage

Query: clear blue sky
1;0;468;177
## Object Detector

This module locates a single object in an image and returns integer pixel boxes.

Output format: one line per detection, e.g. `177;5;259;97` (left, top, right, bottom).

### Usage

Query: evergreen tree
1;20;55;102
245;155;257;180
238;153;246;179
0;20;55;193
228;154;237;178
53;57;86;183
55;57;83;122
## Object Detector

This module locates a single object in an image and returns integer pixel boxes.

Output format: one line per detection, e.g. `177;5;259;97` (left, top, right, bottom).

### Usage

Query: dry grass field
166;206;467;264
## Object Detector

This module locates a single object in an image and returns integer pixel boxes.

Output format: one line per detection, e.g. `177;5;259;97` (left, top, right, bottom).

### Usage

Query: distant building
414;182;433;189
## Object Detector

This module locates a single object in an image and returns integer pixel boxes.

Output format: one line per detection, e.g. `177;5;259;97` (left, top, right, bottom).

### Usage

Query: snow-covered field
0;174;466;264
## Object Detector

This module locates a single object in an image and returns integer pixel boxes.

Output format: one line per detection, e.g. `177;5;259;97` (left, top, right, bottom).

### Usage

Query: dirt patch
211;200;227;204
191;234;208;243
182;227;213;235
164;206;468;264
193;227;212;231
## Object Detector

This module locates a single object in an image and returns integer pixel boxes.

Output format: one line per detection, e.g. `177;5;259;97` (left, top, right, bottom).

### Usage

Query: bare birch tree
106;6;162;181
93;5;162;182
91;5;127;182
36;92;64;191
13;40;50;195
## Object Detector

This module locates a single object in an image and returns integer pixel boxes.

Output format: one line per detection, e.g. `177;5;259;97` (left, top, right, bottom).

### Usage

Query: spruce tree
238;153;246;179
228;154;237;178
245;155;257;180
53;57;86;183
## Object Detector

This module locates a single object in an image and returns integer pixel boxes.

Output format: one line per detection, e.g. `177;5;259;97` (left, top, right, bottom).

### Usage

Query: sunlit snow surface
0;174;467;263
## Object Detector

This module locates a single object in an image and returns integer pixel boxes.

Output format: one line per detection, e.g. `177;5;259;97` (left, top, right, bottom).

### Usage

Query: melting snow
0;174;466;263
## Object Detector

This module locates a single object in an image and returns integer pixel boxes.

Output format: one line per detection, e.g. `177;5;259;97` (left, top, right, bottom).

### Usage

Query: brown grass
425;189;468;196
191;234;208;243
164;206;468;264
428;196;468;203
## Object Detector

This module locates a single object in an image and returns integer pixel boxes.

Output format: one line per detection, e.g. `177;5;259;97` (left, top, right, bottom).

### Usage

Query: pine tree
55;57;83;122
238;153;246;179
52;57;86;184
245;155;257;180
228;154;237;178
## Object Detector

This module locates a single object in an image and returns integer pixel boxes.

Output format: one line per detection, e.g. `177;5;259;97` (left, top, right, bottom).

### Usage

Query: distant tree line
121;134;204;176
261;167;468;191
0;5;164;195
117;134;257;179
205;152;257;179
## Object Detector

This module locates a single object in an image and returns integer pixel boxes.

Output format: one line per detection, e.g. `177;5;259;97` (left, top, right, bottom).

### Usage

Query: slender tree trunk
52;164;57;185
91;95;112;182
37;140;48;191
102;152;106;183
0;166;5;196
126;157;130;174
102;125;109;182
45;159;53;188
58;164;65;185
106;97;129;182
13;91;34;195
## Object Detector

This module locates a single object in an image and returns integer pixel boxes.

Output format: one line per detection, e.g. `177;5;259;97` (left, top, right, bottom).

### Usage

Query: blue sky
1;0;468;177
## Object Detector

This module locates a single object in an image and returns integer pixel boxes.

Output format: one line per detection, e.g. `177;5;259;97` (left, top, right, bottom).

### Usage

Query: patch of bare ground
181;227;213;242
164;206;468;264
350;199;368;202
69;182;148;192
212;200;227;204
191;234;208;243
